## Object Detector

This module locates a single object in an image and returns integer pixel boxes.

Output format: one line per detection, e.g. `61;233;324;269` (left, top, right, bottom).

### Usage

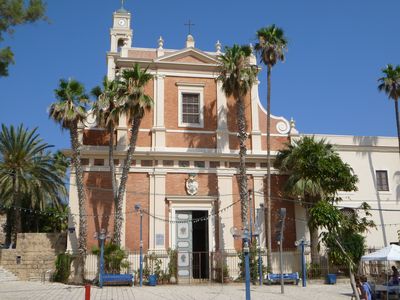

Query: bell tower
110;5;133;52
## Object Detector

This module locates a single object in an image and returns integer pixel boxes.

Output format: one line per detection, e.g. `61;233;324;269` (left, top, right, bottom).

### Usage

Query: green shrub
238;240;266;283
54;253;74;283
92;243;129;274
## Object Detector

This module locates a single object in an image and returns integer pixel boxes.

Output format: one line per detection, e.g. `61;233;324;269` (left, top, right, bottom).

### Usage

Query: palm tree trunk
108;124;119;244
70;123;87;283
11;175;20;246
5;209;12;246
114;116;142;246
306;208;320;265
237;97;249;229
395;100;400;155
266;64;273;271
309;226;320;265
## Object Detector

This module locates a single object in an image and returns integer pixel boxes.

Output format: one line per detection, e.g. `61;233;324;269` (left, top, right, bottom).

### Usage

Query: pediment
155;48;219;65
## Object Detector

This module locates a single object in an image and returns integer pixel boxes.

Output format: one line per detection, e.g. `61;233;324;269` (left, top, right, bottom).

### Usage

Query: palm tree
91;77;124;243
0;124;66;245
48;78;89;281
217;45;258;233
378;64;400;154
255;25;288;268
274;136;358;264
112;63;153;245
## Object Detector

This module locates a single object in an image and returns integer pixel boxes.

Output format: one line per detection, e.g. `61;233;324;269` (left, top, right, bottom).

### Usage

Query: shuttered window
182;93;200;125
376;170;389;191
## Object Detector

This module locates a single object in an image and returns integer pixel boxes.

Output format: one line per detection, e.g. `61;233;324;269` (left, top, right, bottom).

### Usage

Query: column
149;171;166;250
107;55;116;80
152;75;166;151
216;81;229;153
67;172;79;252
251;81;262;154
253;175;265;247
217;172;234;250
117;113;128;147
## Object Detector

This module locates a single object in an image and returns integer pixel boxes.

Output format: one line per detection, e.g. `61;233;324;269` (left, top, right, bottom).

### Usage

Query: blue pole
139;211;143;287
301;241;306;287
244;238;251;300
100;238;104;288
258;237;262;286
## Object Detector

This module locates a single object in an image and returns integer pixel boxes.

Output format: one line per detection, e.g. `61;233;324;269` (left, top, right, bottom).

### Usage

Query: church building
66;6;400;280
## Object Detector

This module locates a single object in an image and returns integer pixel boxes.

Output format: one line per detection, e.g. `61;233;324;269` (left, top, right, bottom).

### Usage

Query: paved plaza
0;280;354;300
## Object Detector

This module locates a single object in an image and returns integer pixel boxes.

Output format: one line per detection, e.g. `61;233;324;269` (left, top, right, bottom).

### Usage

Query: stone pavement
0;280;354;300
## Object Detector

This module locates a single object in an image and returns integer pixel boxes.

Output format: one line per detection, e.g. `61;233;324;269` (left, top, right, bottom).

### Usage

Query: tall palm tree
378;64;400;154
274;136;358;264
255;25;288;268
217;45;258;233
48;78;89;281
112;63;153;246
91;77;124;243
0;124;66;245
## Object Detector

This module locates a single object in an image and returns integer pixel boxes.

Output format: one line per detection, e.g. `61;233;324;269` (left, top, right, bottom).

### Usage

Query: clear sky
1;0;399;151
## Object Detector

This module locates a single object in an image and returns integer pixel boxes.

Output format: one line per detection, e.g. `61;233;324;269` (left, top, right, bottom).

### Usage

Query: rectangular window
179;160;190;168
194;161;205;168
182;93;200;124
376;170;389;191
163;160;174;167
210;161;220;168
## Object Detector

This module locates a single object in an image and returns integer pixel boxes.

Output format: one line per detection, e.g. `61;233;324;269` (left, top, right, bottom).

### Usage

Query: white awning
361;245;400;261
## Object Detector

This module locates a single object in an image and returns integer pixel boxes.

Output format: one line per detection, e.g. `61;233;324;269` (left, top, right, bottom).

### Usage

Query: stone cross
184;20;195;35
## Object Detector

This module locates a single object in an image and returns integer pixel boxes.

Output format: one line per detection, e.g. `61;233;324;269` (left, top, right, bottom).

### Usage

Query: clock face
118;19;126;26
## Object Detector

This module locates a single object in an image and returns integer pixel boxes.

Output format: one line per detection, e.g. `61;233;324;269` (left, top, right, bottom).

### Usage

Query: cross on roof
121;0;125;9
184;20;195;35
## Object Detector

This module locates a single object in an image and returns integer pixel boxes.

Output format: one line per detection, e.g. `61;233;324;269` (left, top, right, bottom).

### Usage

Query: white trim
176;82;206;87
154;47;219;64
178;85;204;128
168;198;216;252
166;129;214;134
150;70;218;79
256;89;290;134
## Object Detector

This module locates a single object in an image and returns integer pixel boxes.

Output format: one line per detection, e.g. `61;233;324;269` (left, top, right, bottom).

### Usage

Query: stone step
0;266;18;282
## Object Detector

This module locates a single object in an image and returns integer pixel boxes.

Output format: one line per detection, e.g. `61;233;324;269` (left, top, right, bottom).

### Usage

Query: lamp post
94;229;109;288
135;203;143;287
231;226;251;300
277;208;286;294
255;204;264;286
295;237;310;287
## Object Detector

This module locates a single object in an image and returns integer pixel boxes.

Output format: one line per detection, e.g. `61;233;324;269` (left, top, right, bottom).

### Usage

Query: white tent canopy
361;244;400;261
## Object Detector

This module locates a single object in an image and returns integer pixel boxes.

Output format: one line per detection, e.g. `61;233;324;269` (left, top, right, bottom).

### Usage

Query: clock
118;19;126;26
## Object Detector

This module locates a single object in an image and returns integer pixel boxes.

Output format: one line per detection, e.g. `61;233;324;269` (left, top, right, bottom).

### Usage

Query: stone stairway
0;266;18;282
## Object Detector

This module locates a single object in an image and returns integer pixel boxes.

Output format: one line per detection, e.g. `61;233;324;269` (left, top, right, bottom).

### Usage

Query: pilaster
216;81;229;153
67;172;79;252
217;172;235;250
152;74;166;150
251;81;262;154
253;175;265;247
117;113;128;146
107;55;116;80
149;171;166;250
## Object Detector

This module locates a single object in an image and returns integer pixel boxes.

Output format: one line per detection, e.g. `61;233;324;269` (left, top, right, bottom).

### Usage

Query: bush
92;243;129;274
167;248;177;280
238;240;266;283
54;253;74;283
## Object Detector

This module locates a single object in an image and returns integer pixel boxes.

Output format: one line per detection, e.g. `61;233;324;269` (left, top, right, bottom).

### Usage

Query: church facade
67;7;297;258
66;7;400;278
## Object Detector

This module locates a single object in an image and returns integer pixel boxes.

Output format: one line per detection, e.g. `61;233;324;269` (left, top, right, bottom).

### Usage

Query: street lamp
94;229;110;288
255;203;265;285
295;237;310;287
134;203;143;287
231;226;251;300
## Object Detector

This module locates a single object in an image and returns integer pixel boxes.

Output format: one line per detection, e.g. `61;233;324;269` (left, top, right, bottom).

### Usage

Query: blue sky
1;0;399;151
